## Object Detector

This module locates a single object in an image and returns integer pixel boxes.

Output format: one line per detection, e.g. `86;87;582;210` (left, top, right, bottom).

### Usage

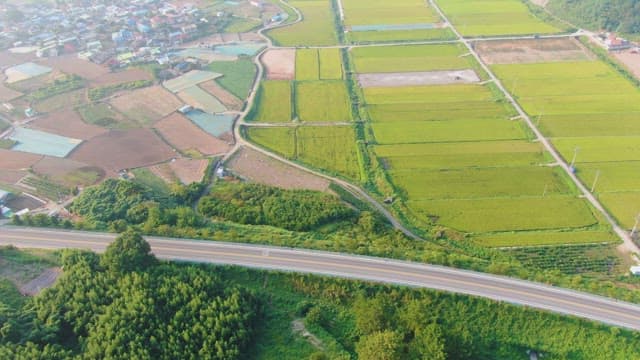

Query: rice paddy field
249;80;292;123
295;48;343;81
347;43;608;245
492;58;640;230
295;81;351;122
351;44;482;74
341;0;454;42
266;0;338;46
436;0;561;37
246;125;360;180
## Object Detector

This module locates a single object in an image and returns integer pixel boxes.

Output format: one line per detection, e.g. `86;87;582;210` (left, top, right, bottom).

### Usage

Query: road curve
2;226;640;331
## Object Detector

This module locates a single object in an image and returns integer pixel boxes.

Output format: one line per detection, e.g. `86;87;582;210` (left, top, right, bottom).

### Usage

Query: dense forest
198;183;356;231
548;0;640;34
1;242;640;359
0;231;259;359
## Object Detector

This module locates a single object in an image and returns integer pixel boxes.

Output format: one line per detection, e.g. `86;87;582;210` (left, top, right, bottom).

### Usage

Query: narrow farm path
427;0;640;257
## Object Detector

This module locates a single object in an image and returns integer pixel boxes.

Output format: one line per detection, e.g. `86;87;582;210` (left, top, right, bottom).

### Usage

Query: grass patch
20;176;72;202
246;126;296;158
347;28;456;43
208;59;257;99
88;80;153;101
131;168;170;195
505;243;620;275
0;139;16;149
77;103;131;129
224;17;262;33
27;75;84;102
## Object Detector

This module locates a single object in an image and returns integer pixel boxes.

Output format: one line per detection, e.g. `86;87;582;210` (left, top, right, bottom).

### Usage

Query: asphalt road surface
2;226;640;331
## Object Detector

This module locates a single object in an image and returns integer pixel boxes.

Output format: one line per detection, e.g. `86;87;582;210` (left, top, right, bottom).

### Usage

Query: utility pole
590;170;600;193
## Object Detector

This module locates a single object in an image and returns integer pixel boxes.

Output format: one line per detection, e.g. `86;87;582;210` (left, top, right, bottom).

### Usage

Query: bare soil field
20;267;62;296
262;49;296;80
29;109;107;140
358;70;480;87
0;74;23;101
169;158;209;184
222;33;242;42
614;51;640;80
110;85;182;126
240;32;262;41
69;129;175;173
182;34;225;47
155;113;231;155
199;80;243;110
9;70;62;93
40;55;109;80
0;169;27;183
0;51;22;68
475;38;592;64
90;68;153;86
0;149;42;170
4;194;44;211
227;147;330;192
32;156;88;178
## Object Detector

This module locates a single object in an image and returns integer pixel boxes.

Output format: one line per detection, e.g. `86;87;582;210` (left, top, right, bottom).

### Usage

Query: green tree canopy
101;230;156;274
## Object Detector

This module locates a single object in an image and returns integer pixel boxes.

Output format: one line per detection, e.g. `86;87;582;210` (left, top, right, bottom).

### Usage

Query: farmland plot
436;0;561;36
296;48;343;80
295;81;351;122
266;0;339;46
249;80;292;123
491;55;640;232
352;44;473;73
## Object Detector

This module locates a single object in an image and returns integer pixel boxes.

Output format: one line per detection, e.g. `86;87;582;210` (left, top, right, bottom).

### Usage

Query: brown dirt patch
0;51;22;68
0;169;27;184
0;73;23;101
222;33;241;42
155;113;231;155
614;50;640;81
181;33;225;47
39;55;109;80
0;149;42;170
20;267;62;296
90;68;153;86
262;49;296;80
227;147;330;191
169;158;209;184
358;70;480;87
240;32;262;41
69;129;175;173
32;156;88;178
199;80;243;110
110;85;183;126
475;38;592;64
29;109;107;140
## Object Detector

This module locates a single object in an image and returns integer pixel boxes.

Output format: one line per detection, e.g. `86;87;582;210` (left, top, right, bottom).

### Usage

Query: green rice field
295;81;351;122
347;28;456;43
266;0;338;46
342;0;440;26
246;125;360;180
296;48;343;81
492;57;640;231
351;44;473;73
249;80;292;123
474;230;618;248
436;0;561;36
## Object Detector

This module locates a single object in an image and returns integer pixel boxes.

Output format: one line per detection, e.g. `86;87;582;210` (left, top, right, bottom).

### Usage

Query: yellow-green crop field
352;44;473;73
347;28;456;43
249;80;292;123
342;0;439;26
296;48;343;81
474;230;617;248
246;126;360;180
436;0;561;36
351;43;607;245
295;81;351;122
266;0;338;46
492;59;640;230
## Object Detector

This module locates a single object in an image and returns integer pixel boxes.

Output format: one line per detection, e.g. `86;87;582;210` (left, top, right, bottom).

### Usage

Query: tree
414;324;446;360
353;294;393;335
356;330;403;360
101;230;156;273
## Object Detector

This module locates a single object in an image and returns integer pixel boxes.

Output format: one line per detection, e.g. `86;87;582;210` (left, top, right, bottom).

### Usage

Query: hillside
548;0;640;34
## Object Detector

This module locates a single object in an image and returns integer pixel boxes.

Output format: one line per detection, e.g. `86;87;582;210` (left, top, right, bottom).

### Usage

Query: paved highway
2;226;640;331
